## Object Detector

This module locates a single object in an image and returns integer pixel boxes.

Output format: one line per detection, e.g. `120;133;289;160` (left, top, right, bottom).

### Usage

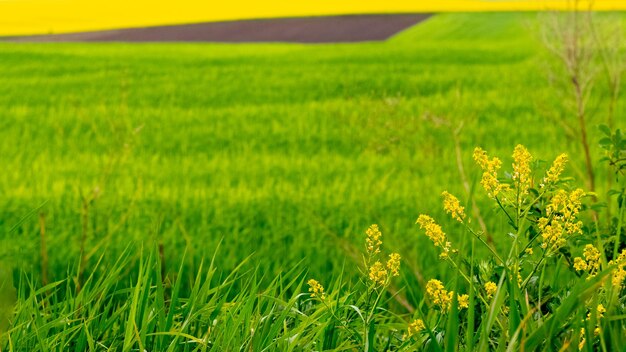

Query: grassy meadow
1;13;625;350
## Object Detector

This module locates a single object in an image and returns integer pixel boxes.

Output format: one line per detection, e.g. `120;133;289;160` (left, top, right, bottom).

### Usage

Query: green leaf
599;137;612;147
598;124;611;137
507;276;521;348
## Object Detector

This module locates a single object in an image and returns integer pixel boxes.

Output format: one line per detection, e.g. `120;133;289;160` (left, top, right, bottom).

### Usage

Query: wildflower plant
306;224;403;351
301;143;624;351
409;144;625;350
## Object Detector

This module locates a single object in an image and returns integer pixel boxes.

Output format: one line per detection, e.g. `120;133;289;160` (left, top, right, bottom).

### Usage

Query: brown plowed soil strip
7;14;431;43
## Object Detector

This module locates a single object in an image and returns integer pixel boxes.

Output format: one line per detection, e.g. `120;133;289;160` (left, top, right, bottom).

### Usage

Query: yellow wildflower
597;304;606;318
613;266;626;288
512;145;533;196
307;279;325;300
539;189;585;252
442;191;466;222
609;249;626;288
386;253;401;277
586;304;606;320
525;248;533;255
484;281;497;299
417;215;451;259
573;257;589;272
473;147;509;198
542;153;568;187
366;224;382;256
457;294;469;309
426;279;453;311
407;319;425;337
574;244;601;278
369;261;387;286
539;220;565;251
578;328;586;351
584;304;605;337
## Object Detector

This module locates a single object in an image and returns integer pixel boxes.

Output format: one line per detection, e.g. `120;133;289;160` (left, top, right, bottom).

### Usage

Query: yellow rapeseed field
1;0;625;36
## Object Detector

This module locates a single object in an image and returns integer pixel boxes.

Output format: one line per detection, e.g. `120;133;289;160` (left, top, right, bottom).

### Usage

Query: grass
0;12;625;350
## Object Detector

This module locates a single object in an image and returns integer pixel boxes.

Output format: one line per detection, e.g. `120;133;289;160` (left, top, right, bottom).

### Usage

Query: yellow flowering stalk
407;319;425;337
609;249;626;288
426;279;454;311
366;224;382;256
578;328;586;351
579;301;607;349
613;266;626;288
583;304;606;339
416;215;452;259
539;189;585;252
457;294;469;309
307;279;325;300
386;253;401;277
541;153;568;188
586;304;606;320
512;144;533;197
369;261;387;286
424;279;469;311
441;191;466;222
363;225;401;289
573;244;601;278
473;147;509;198
484;281;497;299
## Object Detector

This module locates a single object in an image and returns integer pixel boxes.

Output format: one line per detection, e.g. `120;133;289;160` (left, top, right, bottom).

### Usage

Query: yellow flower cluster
366;224;382;256
416;215;451;259
457;294;469;309
425;279;468;311
573;244;601;278
484;281;497;299
578;328;586;351
369;253;402;286
364;224;401;287
512;145;533;196
473;147;509;198
369;261;387;286
307;279;325;300
609;249;626;288
542;153;568;188
586;304;606;320
386;253;401;277
407;319;425;337
613;266;626;288
539;189;585;251
595;305;606;336
442;191;466;222
426;279;453;311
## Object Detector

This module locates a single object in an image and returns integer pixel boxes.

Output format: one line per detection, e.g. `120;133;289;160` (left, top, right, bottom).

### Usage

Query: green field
1;13;625;350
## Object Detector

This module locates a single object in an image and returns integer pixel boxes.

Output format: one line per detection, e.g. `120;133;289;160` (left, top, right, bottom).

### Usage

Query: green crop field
1;13;625;351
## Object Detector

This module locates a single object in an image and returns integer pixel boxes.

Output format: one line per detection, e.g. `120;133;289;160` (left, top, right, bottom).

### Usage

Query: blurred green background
0;13;621;285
